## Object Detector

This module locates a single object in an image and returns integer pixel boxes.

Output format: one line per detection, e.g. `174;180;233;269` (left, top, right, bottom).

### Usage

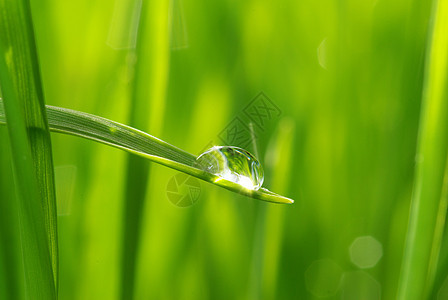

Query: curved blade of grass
397;0;448;298
0;100;294;204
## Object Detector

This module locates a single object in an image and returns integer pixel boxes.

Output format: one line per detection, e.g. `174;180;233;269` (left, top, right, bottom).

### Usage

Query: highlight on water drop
195;146;264;191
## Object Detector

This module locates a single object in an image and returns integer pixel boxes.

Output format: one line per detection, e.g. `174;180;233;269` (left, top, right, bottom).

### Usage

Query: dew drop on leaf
196;146;264;190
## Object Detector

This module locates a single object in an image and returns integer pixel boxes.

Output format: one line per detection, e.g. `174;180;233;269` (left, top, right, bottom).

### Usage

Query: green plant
0;0;57;298
2;0;448;298
0;101;294;205
397;0;448;298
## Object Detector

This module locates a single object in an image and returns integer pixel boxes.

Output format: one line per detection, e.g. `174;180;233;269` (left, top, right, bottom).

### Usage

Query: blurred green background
0;0;443;299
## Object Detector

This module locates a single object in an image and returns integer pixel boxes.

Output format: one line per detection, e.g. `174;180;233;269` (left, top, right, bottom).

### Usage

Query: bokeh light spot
317;38;328;69
349;236;383;269
341;271;381;300
305;259;343;297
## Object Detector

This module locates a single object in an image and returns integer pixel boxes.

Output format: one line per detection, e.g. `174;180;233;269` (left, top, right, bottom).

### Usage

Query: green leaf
397;0;448;298
0;101;294;205
0;0;58;298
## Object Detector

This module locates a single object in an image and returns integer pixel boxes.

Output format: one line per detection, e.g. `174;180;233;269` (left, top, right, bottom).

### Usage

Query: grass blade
0;0;58;297
397;0;448;298
0;101;294;204
121;156;149;300
0;129;25;300
120;0;170;298
0;49;56;300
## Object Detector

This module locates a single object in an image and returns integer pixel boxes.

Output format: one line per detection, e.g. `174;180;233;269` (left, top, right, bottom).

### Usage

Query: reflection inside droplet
196;146;264;190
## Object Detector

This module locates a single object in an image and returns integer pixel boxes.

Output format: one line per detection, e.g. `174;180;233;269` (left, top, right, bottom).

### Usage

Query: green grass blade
121;156;149;300
0;101;294;204
429;155;448;296
0;129;25;300
120;0;170;298
0;0;58;297
397;0;448;298
0;51;56;299
262;118;296;298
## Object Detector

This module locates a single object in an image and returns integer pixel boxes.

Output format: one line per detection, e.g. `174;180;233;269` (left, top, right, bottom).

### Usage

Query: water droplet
196;146;264;190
